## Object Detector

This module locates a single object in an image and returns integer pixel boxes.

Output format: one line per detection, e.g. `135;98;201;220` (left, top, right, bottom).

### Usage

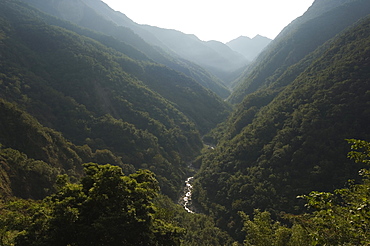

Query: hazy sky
102;0;315;43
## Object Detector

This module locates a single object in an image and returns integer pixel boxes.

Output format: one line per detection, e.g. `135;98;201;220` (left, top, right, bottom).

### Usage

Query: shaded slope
12;0;231;134
77;0;245;89
0;0;221;198
0;98;130;199
23;0;231;98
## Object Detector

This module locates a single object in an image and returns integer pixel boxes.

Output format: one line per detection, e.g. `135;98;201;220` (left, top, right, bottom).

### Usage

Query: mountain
3;0;370;244
0;0;234;199
229;0;370;103
0;98;131;199
19;0;232;134
193;0;370;240
65;0;248;85
139;25;249;83
23;0;231;98
0;0;236;238
226;35;272;61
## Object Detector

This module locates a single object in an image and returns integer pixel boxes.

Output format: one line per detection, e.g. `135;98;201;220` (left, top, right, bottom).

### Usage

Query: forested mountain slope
3;0;232;133
2;0;370;245
193;13;370;240
229;0;370;103
22;0;232;98
0;0;232;198
0;98;130;199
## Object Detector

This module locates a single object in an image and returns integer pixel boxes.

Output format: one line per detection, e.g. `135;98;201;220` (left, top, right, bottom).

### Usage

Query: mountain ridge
76;0;270;85
226;35;272;61
229;0;370;103
193;0;370;239
1;0;370;244
0;0;232;198
23;0;232;98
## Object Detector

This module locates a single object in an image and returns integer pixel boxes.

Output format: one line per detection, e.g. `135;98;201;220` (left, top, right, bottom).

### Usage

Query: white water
181;176;195;213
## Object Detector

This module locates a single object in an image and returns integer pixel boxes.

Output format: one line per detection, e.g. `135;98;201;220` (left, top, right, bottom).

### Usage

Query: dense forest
194;12;370;240
1;0;370;245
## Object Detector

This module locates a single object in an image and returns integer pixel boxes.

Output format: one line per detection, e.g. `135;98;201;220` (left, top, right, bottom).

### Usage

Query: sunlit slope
193;14;370;237
229;0;370;104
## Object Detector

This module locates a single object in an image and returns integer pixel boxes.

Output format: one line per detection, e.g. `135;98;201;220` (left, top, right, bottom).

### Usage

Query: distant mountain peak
230;36;252;42
226;35;272;61
252;34;270;40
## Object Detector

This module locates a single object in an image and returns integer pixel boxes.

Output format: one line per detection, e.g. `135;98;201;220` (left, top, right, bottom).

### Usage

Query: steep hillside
22;0;231;98
193;14;370;239
17;0;232;134
229;0;370;103
0;98;131;199
0;0;230;198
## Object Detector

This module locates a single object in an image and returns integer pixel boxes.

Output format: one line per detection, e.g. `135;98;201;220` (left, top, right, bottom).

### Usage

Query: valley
1;0;370;245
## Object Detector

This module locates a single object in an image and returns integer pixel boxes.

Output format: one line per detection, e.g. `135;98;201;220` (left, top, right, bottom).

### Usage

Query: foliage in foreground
1;140;370;245
241;139;370;245
0;163;182;246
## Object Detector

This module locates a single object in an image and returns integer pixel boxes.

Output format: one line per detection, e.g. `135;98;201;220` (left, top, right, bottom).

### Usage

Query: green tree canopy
240;139;370;245
15;163;183;246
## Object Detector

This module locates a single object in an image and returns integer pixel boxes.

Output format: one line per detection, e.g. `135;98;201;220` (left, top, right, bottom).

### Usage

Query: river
179;176;195;213
179;144;214;213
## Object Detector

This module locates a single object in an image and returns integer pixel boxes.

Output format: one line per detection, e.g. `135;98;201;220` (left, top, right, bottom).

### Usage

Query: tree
294;139;370;245
16;163;183;245
240;210;291;246
240;139;370;245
